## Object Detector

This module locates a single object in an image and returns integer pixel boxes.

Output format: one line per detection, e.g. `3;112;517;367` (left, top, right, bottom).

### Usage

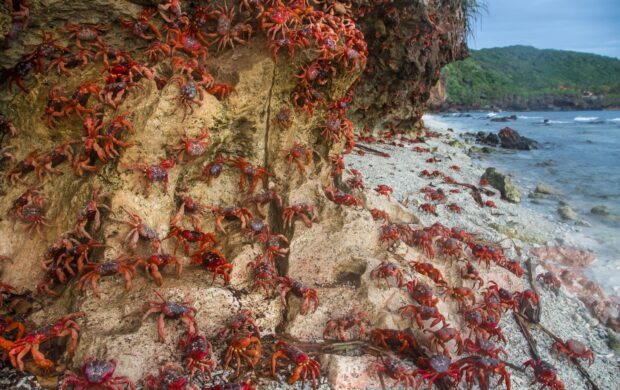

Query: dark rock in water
482;167;522;203
475;131;500;146
498;127;540;150
591;205;611;216
490;114;517;122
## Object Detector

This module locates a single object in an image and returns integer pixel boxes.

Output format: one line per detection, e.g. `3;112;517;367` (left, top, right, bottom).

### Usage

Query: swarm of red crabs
0;0;589;389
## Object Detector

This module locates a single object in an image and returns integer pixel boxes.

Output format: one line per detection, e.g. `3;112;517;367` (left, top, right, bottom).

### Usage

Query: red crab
223;332;262;376
247;256;278;295
191;249;233;285
60;357;135;390
370;261;404;288
168;129;211;162
141;291;197;342
166;226;217;255
262;232;289;261
208;205;254;234
399;303;446;329
285;143;312;175
470;243;505;268
77;258;136;298
271;341;320;388
320;112;353;142
179;332;217;379
323;310;366;341
119;8;161;40
0;114;17;137
199;154;227;184
135;253;183;286
99;74;144;109
273;106;293;129
7;312;85;371
260;4;299;40
208;83;235;100
373;357;417;389
551;339;594;365
170;76;205;120
484;200;497;208
439;238;465;259
168;29;209;61
244;188;283;218
113;206;162;252
278;276;319;315
403;228;436;258
523;359;565;390
405;280;438;307
219;310;261;339
414;354;462;389
425;325;464;356
375;184;393;197
34;141;76;181
409;261;447;286
459;356;511;390
500;259;525;277
64;23;110;49
6;149;39;186
205;2;253;52
442;286;477;309
464;337;507;358
23;31;69;73
418;203;437;215
124;157;176;193
324;186;363;207
231;157;272;193
4;58;36;93
537;271;561;290
171;192;209;229
145;40;172;63
282;203;318;228
371;328;417;353
145;363;198;390
15;193;49;236
370;208;390;223
447;203;462;213
460;262;484;289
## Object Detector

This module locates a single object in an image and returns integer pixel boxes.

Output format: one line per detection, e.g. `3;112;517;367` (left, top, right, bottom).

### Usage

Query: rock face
481;167;522;203
0;0;470;388
349;1;468;129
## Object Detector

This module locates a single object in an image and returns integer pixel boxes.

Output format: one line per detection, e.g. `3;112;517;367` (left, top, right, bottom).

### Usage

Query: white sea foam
547;120;569;124
574;116;599;122
609;118;620;123
518;115;543;119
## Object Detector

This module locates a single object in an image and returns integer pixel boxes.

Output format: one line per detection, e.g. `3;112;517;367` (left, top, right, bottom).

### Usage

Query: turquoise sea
433;110;620;294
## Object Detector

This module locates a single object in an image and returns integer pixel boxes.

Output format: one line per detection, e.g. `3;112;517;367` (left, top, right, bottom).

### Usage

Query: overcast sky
468;0;620;58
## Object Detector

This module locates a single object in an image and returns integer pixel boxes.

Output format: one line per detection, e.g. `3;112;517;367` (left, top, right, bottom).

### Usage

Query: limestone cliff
0;1;470;388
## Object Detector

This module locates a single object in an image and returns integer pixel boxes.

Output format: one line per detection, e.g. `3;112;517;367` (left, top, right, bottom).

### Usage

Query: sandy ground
344;115;620;390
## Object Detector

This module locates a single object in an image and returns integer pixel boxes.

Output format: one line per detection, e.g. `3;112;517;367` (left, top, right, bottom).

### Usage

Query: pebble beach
344;115;620;389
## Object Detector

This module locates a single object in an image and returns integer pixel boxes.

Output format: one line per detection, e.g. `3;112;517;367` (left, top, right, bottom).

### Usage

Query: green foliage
443;45;620;107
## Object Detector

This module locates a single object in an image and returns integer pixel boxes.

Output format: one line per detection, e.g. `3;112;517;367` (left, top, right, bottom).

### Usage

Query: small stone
591;205;611;216
448;139;465;148
607;330;620;352
558;205;578;220
535;182;556;195
481;167;522;203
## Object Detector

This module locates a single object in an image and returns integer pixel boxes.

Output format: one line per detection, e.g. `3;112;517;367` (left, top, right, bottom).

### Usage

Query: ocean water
431;110;620;294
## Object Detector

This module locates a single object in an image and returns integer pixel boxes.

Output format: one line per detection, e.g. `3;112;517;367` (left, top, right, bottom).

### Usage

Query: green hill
441;45;620;110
